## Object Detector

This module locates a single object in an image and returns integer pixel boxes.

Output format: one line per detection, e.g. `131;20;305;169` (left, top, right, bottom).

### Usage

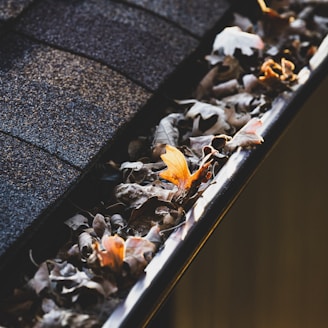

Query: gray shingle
124;0;230;37
14;0;199;90
0;133;80;257
0;0;34;21
0;33;152;169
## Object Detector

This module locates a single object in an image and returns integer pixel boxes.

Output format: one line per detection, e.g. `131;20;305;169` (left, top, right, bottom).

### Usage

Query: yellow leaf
160;145;210;191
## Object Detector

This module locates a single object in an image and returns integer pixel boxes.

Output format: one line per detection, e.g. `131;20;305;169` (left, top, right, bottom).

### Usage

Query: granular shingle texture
0;133;80;257
0;33;151;169
15;0;199;90
124;0;230;37
0;0;33;21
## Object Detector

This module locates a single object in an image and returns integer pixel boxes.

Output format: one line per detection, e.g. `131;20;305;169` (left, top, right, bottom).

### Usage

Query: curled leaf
92;213;110;238
160;145;211;191
259;58;297;92
78;232;93;258
94;235;125;272
153;113;183;146
212;78;240;97
225;118;264;151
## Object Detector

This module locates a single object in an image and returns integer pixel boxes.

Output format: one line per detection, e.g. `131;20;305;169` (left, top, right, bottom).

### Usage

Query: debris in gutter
1;1;327;327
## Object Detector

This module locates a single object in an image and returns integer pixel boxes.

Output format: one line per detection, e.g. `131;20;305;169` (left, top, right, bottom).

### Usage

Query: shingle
0;33;152;169
124;0;230;37
0;0;34;21
14;0;199;90
0;133;80;257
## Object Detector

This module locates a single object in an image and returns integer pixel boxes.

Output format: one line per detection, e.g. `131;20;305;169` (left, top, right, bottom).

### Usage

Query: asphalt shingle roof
124;0;230;37
15;0;200;90
0;32;151;168
0;133;79;253
0;0;229;266
0;0;33;21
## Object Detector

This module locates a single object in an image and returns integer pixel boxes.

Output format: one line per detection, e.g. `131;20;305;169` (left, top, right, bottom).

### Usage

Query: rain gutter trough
105;57;328;328
0;1;327;327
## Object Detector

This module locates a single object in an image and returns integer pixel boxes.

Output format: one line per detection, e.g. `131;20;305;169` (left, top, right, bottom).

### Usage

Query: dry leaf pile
1;1;327;327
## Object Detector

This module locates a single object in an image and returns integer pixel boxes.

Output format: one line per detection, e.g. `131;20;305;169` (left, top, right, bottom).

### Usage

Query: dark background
165;76;328;328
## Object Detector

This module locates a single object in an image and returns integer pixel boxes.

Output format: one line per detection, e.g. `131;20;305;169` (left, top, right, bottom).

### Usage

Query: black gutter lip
104;51;328;328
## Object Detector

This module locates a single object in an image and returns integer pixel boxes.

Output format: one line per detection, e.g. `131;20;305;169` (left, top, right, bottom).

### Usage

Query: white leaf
212;26;264;56
185;101;231;136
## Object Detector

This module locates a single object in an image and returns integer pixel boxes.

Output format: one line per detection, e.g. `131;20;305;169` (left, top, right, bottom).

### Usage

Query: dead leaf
109;213;126;230
128;197;175;235
223;102;251;129
115;183;175;209
225;118;264;151
94;235;125;272
153;113;184;146
92;213;111;238
210;26;264;57
35;309;99;328
185;101;231;136
259;58;297;91
212;78;240;98
256;0;292;43
160;145;211;191
144;224;163;245
195;55;243;98
120;161;162;184
29;262;50;295
124;236;157;278
78;232;93;258
280;57;297;81
64;214;89;231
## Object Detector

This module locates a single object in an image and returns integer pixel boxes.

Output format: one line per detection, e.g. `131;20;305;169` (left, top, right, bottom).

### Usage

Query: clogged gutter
1;1;328;327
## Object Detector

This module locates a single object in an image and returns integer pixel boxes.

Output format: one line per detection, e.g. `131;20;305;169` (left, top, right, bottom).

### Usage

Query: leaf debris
1;1;327;326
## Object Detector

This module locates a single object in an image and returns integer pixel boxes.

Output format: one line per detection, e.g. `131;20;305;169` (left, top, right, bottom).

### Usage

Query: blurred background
153;76;328;328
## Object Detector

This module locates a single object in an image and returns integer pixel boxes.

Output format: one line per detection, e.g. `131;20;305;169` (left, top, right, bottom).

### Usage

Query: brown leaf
185;101;231;136
212;78;240;98
92;213;111;238
124;236;157;278
153;113;184;146
195;56;243;100
78;232;93;258
128;197;175;235
257;0;290;42
225;118;264;151
115;183;175;209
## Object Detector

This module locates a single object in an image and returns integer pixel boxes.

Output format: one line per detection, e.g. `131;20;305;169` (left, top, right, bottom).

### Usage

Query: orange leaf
94;234;125;272
160;145;210;190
